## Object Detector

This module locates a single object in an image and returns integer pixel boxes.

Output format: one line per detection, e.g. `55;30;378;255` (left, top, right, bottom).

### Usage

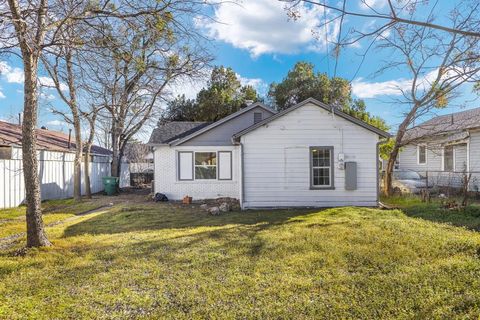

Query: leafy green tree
269;62;389;132
161;66;259;122
268;62;351;110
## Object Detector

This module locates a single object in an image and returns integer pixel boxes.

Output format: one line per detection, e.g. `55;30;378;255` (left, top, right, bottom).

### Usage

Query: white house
398;107;480;190
148;98;389;208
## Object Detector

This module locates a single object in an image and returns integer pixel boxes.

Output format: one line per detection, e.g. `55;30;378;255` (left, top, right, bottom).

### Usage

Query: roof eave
233;98;391;139
170;103;275;146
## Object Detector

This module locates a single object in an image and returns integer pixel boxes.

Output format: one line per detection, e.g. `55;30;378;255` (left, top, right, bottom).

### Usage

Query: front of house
149;98;389;208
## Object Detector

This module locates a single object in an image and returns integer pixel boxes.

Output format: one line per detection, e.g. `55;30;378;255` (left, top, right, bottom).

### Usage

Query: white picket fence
0;147;112;209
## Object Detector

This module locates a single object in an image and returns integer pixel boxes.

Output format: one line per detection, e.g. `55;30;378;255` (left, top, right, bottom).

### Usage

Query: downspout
240;142;244;209
376;138;388;205
232;136;244;209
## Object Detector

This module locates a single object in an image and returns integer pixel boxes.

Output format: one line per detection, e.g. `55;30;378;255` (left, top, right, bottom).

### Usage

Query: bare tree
283;0;480;195
42;24;84;201
81;104;102;198
83;5;212;178
283;0;480;40
0;0;212;247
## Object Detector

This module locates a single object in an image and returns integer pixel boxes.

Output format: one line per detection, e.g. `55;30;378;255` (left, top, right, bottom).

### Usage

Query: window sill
310;186;335;190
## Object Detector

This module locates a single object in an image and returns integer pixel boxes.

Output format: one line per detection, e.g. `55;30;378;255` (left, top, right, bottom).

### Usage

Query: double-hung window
194;152;217;179
310;146;334;189
418;145;427;165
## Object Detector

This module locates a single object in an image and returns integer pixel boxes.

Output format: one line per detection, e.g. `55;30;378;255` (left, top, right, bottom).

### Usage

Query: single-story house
148;98;390;208
398;107;480;189
0;120;111;208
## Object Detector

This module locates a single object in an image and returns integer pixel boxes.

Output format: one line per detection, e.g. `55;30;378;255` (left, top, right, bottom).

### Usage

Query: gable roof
167;102;275;146
148;121;209;145
0;120;111;155
232;98;390;140
404;107;480;142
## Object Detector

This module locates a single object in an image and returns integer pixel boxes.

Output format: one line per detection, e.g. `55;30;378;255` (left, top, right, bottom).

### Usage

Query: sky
0;0;478;139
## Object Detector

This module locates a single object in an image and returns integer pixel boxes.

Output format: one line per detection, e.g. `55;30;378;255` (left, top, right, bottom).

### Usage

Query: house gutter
232;136;245;209
376;138;389;205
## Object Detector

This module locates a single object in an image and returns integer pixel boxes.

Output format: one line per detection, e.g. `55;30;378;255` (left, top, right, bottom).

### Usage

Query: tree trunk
23;55;51;247
84;146;92;198
66;50;82;201
111;121;119;177
72;118;82;201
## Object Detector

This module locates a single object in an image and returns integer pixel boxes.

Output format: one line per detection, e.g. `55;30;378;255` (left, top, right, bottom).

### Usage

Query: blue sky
0;0;478;137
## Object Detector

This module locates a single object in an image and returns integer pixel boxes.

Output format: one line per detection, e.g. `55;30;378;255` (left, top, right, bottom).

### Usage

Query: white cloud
39;92;55;101
197;0;338;57
351;67;467;99
46;120;63;127
0;89;5;99
0;61;24;83
359;0;388;11
168;71;268;99
236;74;268;95
39;76;68;91
352;77;411;98
0;61;68;91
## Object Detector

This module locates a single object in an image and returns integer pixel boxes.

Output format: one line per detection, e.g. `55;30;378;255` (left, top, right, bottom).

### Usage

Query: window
444;145;454;172
254;112;262;124
0;146;12;160
418;145;426;164
310;147;334;189
195;152;217;179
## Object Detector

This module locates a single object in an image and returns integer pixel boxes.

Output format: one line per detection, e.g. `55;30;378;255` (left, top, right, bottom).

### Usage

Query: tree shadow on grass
63;203;322;238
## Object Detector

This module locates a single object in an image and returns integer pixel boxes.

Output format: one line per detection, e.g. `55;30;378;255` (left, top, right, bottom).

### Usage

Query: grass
0;198;106;239
382;195;480;230
1;201;480;318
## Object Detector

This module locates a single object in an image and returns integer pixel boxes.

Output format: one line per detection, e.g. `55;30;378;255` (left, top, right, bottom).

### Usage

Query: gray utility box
345;162;357;190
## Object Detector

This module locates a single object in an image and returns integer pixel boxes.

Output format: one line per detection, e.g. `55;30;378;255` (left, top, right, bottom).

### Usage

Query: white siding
398;144;443;173
240;103;380;208
0;148;111;209
154;145;240;200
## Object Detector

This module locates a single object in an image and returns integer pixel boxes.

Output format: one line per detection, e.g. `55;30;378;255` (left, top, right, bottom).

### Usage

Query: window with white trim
418;145;426;164
194;152;217;179
310;147;333;188
444;146;454;172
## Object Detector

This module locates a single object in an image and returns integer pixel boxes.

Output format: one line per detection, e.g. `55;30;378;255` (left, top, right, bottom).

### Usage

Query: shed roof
148;121;210;145
0;120;111;155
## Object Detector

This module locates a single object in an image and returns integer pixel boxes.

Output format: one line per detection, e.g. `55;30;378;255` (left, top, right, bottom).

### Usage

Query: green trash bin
103;176;119;196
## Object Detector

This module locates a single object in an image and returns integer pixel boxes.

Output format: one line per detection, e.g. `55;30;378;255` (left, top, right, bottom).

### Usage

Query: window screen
418;145;426;164
195;152;217;179
310;147;333;188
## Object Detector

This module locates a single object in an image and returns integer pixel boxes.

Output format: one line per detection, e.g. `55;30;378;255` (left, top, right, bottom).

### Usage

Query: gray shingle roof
148;121;210;144
404;107;480;142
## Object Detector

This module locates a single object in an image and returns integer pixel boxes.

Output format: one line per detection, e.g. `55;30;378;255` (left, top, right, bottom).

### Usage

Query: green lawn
0;198;106;239
382;195;480;230
1;201;480;318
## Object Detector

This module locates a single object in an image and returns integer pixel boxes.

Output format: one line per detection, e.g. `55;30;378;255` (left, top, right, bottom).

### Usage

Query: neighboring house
398;107;480;189
149;98;389;208
122;143;154;187
0;121;111;208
